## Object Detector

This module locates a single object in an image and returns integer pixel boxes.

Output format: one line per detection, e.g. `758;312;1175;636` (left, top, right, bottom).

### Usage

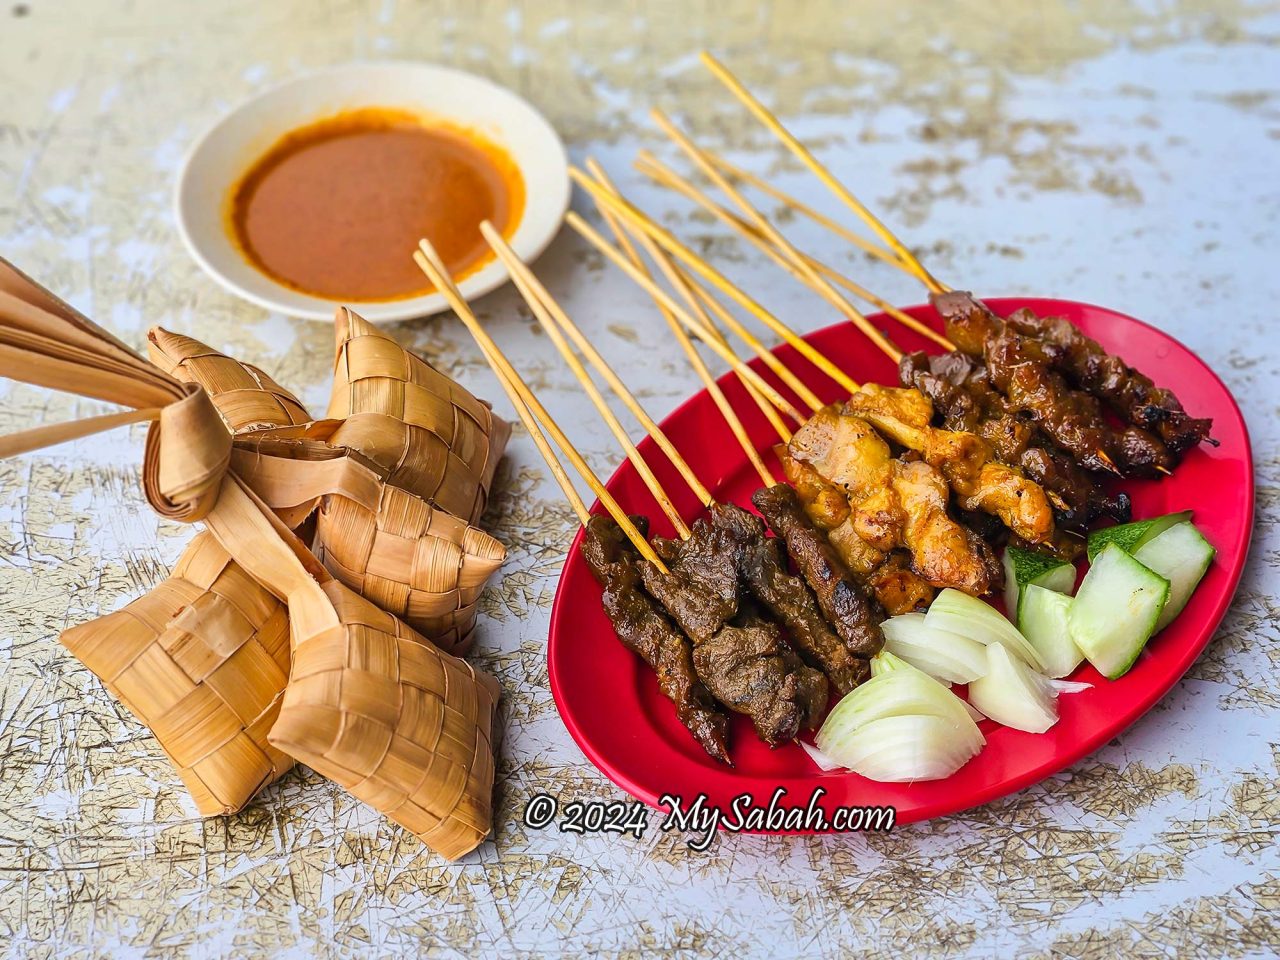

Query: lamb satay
1002;308;1214;457
413;239;736;761
480;223;831;736
581;516;730;762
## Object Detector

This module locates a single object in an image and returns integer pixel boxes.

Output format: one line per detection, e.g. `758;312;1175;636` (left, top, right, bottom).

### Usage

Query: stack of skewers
428;55;1218;775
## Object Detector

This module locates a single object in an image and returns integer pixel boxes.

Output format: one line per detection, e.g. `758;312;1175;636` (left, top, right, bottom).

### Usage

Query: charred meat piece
1004;308;1213;458
751;483;884;659
641;519;827;744
936;291;1173;478
900;350;1131;528
581;516;730;763
708;501;871;695
865;552;936;614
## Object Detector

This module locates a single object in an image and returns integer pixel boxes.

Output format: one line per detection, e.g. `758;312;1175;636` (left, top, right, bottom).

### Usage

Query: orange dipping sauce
228;108;525;302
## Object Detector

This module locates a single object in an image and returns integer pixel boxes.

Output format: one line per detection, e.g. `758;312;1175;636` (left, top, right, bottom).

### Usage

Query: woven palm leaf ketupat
61;532;293;815
0;257;503;859
228;431;506;653
147;328;312;434
205;477;501;861
141;323;508;651
327;307;511;524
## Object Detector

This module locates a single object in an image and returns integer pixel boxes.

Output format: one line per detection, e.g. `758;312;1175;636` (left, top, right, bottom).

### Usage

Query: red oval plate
547;298;1253;829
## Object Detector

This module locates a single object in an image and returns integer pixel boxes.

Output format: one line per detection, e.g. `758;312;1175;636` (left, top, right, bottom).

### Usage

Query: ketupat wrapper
146;319;509;651
327;307;511;525
0;257;502;859
61;532;293;816
147;327;311;434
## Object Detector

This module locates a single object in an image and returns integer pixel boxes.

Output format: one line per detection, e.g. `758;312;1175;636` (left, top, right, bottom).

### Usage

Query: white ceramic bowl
175;61;569;322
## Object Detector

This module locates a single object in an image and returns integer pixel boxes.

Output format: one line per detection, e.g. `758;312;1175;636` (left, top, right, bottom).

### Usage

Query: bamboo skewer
580;165;793;443
650;108;906;364
699;50;946;296
571;169;860;396
582;160;776;488
412;239;668;573
702;151;907;272
481;220;714;520
565;211;810;424
479;228;691;536
635;151;956;352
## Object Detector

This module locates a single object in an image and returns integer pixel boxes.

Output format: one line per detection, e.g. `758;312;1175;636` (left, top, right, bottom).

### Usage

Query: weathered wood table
1;2;1276;956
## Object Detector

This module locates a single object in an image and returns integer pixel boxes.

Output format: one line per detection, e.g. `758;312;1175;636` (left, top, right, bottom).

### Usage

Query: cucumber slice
1086;511;1192;563
1019;584;1084;679
1133;521;1216;632
1002;545;1077;620
1068;543;1170;679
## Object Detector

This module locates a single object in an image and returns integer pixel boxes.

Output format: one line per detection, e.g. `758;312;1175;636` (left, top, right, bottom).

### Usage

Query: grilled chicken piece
581;516;730;763
787;405;994;595
845;384;1055;545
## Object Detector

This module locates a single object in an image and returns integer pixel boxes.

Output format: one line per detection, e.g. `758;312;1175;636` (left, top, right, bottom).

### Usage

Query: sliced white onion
814;655;985;782
961;699;986;723
967;642;1063;733
799;739;842;772
1050;678;1093;694
924;588;1046;671
881;612;989;684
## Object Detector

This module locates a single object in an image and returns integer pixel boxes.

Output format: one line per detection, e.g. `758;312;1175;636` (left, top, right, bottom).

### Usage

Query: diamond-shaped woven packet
147;328;311;434
229;434;505;654
60;532;293;816
203;476;501;861
326;308;510;524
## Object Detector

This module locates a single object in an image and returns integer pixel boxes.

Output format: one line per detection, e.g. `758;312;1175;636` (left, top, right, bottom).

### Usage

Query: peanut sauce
228;108;525;302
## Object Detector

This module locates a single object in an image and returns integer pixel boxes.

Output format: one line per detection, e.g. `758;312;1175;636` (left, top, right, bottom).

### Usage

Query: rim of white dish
173;60;570;323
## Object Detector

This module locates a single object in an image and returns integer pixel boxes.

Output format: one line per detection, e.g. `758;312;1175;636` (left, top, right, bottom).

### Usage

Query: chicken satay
581;516;730;763
844;384;1055;545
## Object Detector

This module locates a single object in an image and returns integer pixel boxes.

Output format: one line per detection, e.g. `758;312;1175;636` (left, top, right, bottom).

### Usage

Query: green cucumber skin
1133;522;1216;632
1068;544;1170;680
1003;546;1076;621
1086;510;1193;563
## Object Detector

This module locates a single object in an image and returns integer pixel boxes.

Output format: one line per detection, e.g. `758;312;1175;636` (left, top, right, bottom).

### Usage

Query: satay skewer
582;159;776;487
571;169;860;396
650;108;906;364
565;210;814;423
699;50;945;296
634;150;955;352
412;238;669;573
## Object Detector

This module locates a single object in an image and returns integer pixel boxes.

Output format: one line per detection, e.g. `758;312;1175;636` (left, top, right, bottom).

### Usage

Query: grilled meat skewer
899;349;1132;529
936;291;1173;478
581;516;731;763
1002;308;1214;458
639;517;828;744
705;501;873;693
751;483;885;658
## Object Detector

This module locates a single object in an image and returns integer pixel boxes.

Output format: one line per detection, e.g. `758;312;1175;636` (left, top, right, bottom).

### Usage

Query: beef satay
751;483;885;659
641;519;827;743
581;516;731;763
707;501;871;695
1003;308;1214;458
